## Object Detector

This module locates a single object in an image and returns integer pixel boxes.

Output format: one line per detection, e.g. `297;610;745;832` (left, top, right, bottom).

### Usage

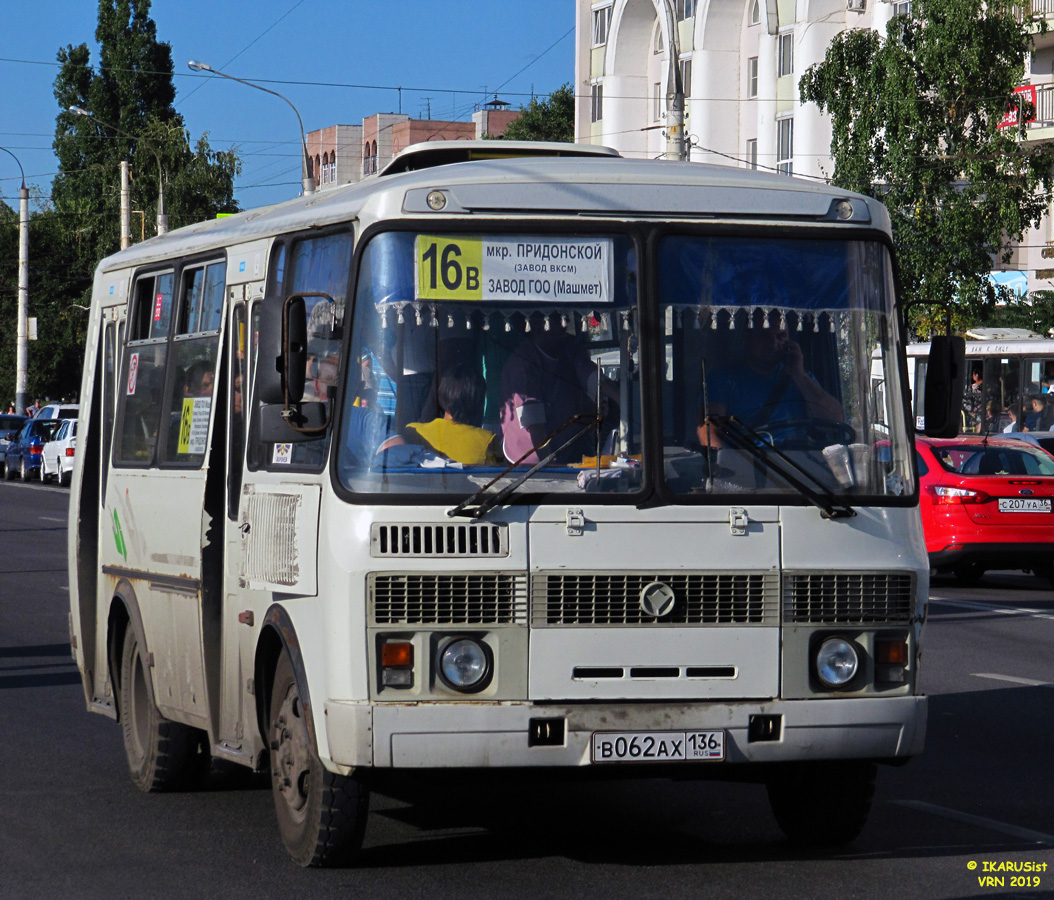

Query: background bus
69;142;930;866
904;327;1054;435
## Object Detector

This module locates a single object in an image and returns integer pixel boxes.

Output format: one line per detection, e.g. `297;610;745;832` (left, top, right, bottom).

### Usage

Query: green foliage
799;0;1054;337
0;0;242;407
494;84;575;142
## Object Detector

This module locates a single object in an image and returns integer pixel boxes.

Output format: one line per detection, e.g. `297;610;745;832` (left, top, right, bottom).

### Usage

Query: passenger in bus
402;363;504;465
182;361;214;398
500;311;606;464
1023;394;1054;432
1003;402;1022;433
698;313;843;449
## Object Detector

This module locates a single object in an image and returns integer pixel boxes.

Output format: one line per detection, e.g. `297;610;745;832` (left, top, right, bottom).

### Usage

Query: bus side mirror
283;294;307;403
922;334;965;437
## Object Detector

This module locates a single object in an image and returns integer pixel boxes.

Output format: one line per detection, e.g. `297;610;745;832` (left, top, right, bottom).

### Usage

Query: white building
575;0;1054;294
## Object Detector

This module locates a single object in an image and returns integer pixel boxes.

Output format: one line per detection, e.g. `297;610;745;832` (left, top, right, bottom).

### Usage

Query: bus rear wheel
118;627;209;792
766;760;876;846
269;650;369;867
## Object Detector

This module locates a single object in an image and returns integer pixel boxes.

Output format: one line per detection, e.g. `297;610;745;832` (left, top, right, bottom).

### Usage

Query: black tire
118;626;209;792
59;459;71;487
39;457;50;484
269;650;369;867
766;760;876;846
953;561;985;584
2;459;12;481
19;457;27;481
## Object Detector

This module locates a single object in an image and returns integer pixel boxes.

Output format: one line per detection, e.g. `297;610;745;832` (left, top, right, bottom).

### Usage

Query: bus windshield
337;230;640;497
336;230;914;502
658;235;914;499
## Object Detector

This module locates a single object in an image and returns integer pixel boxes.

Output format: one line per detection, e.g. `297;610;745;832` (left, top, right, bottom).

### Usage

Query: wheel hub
272;686;312;817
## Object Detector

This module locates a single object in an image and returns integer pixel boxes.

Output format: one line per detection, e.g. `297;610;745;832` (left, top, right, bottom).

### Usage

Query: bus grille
783;572;915;624
370;573;528;625
371;523;508;558
531;572;779;626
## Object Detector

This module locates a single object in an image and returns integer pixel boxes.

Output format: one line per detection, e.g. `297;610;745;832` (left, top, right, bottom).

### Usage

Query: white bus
905;327;1054;434
69;142;930;866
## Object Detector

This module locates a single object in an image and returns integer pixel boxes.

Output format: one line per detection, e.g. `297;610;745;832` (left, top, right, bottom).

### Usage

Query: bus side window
160;260;225;466
228;302;249;520
114;272;173;465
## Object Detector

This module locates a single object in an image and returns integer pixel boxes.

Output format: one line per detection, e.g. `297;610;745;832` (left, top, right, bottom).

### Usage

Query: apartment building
575;0;1054;293
306;100;521;191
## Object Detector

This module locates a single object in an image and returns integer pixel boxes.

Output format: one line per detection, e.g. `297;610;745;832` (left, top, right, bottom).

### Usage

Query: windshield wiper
448;414;601;519
708;416;855;519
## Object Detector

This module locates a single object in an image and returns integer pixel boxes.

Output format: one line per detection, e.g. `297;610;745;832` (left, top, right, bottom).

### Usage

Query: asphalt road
2;479;1052;900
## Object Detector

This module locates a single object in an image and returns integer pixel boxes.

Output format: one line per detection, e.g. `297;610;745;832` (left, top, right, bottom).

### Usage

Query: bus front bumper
322;695;927;771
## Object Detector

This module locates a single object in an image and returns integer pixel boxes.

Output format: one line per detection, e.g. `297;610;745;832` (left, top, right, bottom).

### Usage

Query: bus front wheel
269;650;369;867
118;626;208;792
766;760;876;846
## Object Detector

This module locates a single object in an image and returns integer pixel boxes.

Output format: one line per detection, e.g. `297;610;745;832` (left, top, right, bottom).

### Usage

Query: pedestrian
4;402;13;414
25;398;40;417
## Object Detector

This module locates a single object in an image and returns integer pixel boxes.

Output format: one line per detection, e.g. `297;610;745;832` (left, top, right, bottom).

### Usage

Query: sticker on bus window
153;292;165;321
272;443;293;465
177;397;211;455
126;353;139;395
415;235;614;304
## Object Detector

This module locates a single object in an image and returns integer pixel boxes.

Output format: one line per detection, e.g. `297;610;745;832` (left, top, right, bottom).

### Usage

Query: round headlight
438;637;492;693
815;637;859;688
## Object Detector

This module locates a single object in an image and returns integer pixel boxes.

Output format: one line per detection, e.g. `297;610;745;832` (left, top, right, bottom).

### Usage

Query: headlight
437;636;492;693
815;637;859;688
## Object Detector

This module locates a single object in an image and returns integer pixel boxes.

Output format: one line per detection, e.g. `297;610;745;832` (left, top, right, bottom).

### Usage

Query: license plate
591;730;725;763
998;497;1051;513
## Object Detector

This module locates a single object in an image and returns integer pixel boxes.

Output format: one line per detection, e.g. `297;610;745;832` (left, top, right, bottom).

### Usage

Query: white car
36;402;79;421
40;418;77;486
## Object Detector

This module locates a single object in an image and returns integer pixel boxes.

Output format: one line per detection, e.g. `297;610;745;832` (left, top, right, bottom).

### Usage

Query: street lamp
68;106;168;237
187;60;316;195
0;146;29;415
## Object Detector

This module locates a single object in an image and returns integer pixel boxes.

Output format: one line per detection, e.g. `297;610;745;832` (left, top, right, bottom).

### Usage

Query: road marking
972;672;1054;688
40;517;65;523
928;597;1054;620
892;800;1054;846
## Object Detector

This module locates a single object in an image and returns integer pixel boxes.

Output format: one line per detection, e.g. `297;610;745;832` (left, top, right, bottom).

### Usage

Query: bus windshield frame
330;223;916;508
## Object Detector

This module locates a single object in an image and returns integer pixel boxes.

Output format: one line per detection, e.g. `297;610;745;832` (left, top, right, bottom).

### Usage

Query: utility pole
2;146;30;414
16;182;29;414
659;0;686;161
120;160;131;250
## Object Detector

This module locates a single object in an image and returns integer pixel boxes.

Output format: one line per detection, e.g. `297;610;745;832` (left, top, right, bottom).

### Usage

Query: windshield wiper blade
448;414;601;519
709;416;855;519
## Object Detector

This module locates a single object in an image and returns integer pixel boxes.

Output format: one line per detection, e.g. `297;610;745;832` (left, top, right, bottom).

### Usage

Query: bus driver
698;313;843;449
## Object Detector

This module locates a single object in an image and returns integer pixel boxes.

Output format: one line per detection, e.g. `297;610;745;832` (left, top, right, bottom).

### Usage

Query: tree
496;84;575;143
0;0;243;406
799;0;1054;335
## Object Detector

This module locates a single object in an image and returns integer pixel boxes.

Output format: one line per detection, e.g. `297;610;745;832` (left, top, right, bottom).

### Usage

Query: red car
917;436;1054;582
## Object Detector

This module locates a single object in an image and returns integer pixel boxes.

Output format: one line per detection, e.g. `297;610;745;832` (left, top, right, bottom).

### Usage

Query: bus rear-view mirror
922;334;965;438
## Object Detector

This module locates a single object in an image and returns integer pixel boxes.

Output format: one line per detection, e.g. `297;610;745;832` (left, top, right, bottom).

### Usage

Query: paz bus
68;141;937;866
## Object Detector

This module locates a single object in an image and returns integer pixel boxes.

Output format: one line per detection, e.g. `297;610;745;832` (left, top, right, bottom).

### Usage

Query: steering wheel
756;418;855;449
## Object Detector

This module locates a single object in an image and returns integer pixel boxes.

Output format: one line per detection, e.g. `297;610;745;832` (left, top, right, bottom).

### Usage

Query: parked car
918;435;1054;583
1001;429;1054;457
35;402;79;421
3;418;62;481
0;414;28;466
40;418;77;486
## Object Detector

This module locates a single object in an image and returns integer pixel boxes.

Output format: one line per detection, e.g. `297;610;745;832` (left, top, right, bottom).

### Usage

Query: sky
0;0;575;214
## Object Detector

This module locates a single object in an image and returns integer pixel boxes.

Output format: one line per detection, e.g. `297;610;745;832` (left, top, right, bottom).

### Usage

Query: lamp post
68;106;168;237
658;0;686;162
0;146;29;414
188;60;316;195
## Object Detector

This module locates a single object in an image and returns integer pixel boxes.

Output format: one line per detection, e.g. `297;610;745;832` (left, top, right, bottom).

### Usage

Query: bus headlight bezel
813;636;861;689
436;635;493;694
